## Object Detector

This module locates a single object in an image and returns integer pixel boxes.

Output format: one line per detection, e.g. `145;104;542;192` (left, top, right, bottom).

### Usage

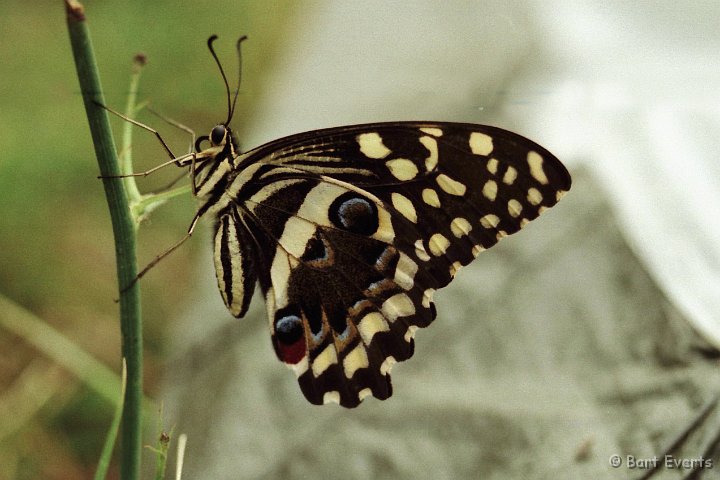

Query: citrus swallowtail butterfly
133;37;571;408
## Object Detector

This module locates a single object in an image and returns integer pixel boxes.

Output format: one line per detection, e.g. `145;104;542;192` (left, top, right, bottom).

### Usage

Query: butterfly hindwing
211;122;571;407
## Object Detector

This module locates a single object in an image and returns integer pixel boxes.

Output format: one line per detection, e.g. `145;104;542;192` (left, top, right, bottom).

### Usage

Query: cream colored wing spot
428;233;450;256
422;188;441;208
381;293;415;322
556;190;568;201
449;261;462;277
487;158;499;174
480;214;500;229
527;187;543;206
386;158;419;181
404;325;419;343
357;312;390;345
357;132;391;159
422;288;435;308
538;206;548;214
472;245;485;257
289;355;309;377
495;230;507;240
469;132;494;156
420;127;443;137
394;252;418;290
507;199;523;218
358;388;373;401
265;287;276;329
373;204;395;244
419;136;439;172
527;151;549;185
436;174;467;196
450;217;472;238
312;344;338;378
414;239;431;261
503;166;517;185
279;217;318;259
343;344;369;378
482;180;498;201
380;356;397;376
391;192;417;223
322;391;340;405
270;246;292;310
520;218;530;228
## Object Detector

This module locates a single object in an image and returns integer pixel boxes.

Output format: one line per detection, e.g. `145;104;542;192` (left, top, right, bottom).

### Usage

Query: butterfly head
205;35;247;151
208;123;239;153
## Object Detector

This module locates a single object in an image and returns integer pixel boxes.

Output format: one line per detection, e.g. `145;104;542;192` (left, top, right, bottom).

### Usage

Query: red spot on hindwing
275;337;306;365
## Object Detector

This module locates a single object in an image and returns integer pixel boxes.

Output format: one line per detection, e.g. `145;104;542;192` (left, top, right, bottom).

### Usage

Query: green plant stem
65;2;143;479
95;360;127;480
120;57;145;207
133;184;192;220
152;430;171;480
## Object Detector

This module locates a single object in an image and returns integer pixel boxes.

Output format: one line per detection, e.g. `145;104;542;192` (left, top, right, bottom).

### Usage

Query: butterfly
128;36;571;408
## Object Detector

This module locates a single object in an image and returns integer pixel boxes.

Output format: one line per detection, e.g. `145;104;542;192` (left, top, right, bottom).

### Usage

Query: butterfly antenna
228;35;248;124
207;35;232;125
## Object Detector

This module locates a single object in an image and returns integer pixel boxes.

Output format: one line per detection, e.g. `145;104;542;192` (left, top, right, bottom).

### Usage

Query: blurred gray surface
162;169;720;479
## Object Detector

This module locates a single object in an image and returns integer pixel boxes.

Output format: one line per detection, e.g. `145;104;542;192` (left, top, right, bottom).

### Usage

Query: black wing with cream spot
216;122;571;408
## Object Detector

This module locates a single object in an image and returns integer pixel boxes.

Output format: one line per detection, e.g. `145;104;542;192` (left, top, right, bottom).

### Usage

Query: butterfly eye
329;192;379;236
210;124;227;145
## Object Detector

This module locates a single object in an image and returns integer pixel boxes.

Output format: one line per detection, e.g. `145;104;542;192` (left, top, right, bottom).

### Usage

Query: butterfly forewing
208;122;571;407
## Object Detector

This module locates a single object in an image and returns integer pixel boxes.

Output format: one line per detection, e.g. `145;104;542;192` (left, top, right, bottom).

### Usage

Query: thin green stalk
94;360;127;480
120;55;147;206
65;2;143;479
118;53;191;225
151;430;172;480
133;183;192;220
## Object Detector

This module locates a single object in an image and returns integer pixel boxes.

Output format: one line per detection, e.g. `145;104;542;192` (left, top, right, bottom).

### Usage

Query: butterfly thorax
193;124;244;205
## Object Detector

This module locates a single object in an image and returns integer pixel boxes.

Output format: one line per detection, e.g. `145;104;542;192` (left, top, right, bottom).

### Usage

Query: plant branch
65;1;144;478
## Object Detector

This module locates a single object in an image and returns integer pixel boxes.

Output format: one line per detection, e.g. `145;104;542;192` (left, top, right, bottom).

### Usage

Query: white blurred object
243;1;537;146
501;1;720;347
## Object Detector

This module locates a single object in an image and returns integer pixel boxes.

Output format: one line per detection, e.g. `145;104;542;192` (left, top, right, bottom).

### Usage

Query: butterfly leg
121;203;208;292
94;101;179;161
146;106;196;155
132;106;199;192
96;102;203;193
98;153;195;181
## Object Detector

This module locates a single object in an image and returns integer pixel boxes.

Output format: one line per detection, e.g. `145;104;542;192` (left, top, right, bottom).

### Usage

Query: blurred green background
0;1;296;478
